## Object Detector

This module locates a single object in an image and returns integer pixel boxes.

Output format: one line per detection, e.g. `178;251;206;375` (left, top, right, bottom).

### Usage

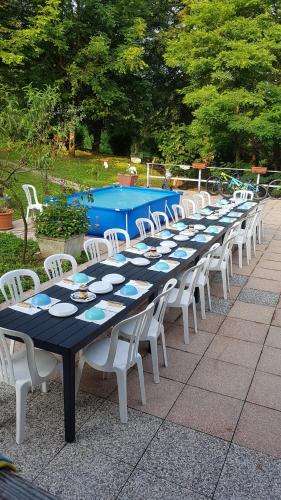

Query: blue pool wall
67;186;182;239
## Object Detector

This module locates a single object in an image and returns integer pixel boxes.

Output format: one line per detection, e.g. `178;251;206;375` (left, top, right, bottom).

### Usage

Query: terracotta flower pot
118;174;138;186
192;162;206;170
251;166;267;174
0;209;13;230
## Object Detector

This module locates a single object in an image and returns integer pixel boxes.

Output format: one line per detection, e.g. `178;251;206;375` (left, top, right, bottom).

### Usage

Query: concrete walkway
1;199;281;499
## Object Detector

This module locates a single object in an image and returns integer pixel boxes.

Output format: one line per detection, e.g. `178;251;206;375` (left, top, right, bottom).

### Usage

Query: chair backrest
104;228;130;254
200;191;211;206
44;254;78;281
22;184;39;207
152;211;169;232
104;302;155;371
0;328;42;387
172;204;185;222
234;190;254;201
181;199;195;217
246;211;259;237
216;234;237;266
0;269;40;305
84;237;113;262
202;243;220;274
225;219;243;240
194;193;205;210
176;260;206;304
150;278;177;338
135;218;155;240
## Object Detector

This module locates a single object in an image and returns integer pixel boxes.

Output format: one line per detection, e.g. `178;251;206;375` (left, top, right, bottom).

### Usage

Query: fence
146;163;279;191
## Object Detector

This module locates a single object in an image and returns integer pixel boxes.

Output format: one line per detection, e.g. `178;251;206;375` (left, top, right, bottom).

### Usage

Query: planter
37;233;84;258
0;209;13;230
251;166;268;174
192;162;206;170
118;174;138;187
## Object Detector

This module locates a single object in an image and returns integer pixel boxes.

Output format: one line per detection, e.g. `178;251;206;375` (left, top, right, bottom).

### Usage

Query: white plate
49;303;78;317
206;215;219;220
160;240;177;248
194;224;206;230
173;234;190;241
102;273;125;285
89;281;113;294
70;291;96;303
157;245;170;254
130;257;150;266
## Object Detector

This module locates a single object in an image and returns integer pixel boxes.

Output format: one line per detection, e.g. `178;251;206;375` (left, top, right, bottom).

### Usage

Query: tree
164;0;281;167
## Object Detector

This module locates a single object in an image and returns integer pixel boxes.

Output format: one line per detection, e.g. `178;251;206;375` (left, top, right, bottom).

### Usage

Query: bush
34;201;90;238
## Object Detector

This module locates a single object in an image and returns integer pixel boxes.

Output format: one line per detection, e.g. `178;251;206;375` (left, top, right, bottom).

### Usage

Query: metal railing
146;163;279;191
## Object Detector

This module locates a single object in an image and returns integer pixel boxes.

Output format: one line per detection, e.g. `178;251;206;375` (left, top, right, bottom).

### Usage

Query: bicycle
206;170;267;200
267;179;281;199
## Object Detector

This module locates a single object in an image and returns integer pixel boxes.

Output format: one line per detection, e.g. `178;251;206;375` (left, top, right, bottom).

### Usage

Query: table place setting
114;280;153;299
127;242;152;255
171;221;188;231
219;216;238;223
100;253;129;267
9;293;61;315
204;225;224;234
154;229;174;240
228;211;243;217
149;259;180;273
169;247;196;259
75;300;125;324
191;233;214;243
188;213;204;220
56;272;95;291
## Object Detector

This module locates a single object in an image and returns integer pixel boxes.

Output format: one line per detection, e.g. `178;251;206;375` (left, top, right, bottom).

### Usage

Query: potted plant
0;194;13;230
118;165;138;186
34;200;90;258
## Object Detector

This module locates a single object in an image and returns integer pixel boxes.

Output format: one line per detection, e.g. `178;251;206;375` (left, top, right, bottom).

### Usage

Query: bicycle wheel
267;179;281;199
206;176;222;196
253;184;267;200
221;181;233;198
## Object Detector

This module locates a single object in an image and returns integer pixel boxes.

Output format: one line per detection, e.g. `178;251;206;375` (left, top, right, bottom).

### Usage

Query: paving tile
167;386;243;441
77;400;161;466
35;444;132;500
253;267;281;282
185;312;225;333
214;443;281;500
79;363;117;398
166;325;215;356
245;276;281;293
258;259;281;271
258;346;281;376
211;273;248;287
0;382;103;480
265;325;281;348
232;262;258;277
238;288;279;307
205;336;262;369
138;421;229;497
272;309;281;327
233;402;281;459
218;317;268;344
267;244;281;254
228;301;274;324
247;371;281;412
210;283;241;300
209;297;233;315
118;469;205;500
262;252;281;262
110;371;184;419
142;346;200;383
188;357;254;400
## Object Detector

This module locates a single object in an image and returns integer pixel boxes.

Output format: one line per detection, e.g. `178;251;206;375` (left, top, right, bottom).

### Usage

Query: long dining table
0;199;257;443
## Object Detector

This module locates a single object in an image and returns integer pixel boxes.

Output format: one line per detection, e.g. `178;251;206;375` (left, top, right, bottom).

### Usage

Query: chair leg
192;298;198;333
238;243;243;268
150;337;160;384
26;207;30;220
199;285;206;319
136;356;146;404
222;269;228;300
160;326;168;367
16;381;30;444
246;240;251;265
182;306;190;344
116;370;128;423
9;339;15;355
41;382;48;393
75;356;85;399
206;279;212;312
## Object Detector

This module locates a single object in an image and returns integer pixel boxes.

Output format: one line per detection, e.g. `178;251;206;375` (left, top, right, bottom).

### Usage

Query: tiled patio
2;198;281;499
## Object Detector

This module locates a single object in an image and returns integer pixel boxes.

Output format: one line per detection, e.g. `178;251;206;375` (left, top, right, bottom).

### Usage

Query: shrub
34;201;90;238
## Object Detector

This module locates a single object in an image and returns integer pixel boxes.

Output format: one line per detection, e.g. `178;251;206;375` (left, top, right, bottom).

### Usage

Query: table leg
63;351;76;443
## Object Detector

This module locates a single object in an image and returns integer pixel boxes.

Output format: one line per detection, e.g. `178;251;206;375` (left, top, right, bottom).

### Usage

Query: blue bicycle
207;171;267;200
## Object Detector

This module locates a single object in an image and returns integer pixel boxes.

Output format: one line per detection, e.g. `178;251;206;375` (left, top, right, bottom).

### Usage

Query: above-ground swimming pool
67;186;182;238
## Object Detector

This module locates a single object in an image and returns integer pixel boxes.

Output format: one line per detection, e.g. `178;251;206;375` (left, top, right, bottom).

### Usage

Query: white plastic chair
84;237;113;262
152;211;169;232
255;201;266;244
166;261;204;344
234;212;259;268
172;204;185;222
181;199;195;217
0;269;41;354
0;328;59;444
44;254;78;282
104;228;130;254
22;184;43;219
211;220;242;276
234;190;254;201
76;302;154;423
119;279;177;383
135;218;155;240
200;191;211;206
209;235;236;299
194;193;205;210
